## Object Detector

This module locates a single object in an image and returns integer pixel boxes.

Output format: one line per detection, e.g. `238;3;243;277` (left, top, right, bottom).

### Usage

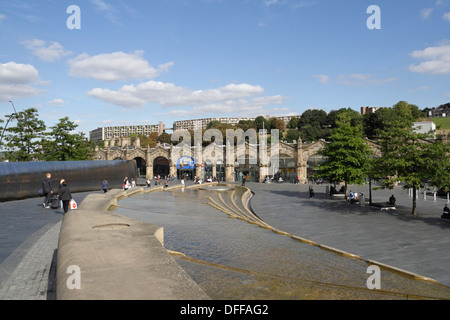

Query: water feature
112;185;450;300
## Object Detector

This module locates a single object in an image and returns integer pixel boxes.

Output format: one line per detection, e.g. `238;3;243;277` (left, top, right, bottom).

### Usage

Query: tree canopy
318;111;372;193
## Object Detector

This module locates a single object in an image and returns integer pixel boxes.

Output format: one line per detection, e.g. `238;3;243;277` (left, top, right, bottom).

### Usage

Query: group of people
41;172;73;214
122;177;136;190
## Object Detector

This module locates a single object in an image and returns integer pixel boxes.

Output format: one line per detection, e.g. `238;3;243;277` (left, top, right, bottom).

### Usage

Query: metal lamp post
0;101;18;149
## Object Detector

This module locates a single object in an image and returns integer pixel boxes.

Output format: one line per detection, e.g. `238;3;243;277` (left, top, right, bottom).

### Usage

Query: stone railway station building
93;135;382;184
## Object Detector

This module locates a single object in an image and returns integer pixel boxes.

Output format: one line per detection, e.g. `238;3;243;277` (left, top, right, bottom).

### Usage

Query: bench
370;202;396;211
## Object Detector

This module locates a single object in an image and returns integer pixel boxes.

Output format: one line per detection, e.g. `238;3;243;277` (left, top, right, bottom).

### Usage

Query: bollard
434;192;436;201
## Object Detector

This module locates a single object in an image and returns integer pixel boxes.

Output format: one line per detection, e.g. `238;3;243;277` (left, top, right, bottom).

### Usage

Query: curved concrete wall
0;160;137;201
56;187;210;300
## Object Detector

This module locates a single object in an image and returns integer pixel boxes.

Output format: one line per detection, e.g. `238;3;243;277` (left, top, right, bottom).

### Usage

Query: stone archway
306;153;326;183
153;156;170;178
134;157;147;177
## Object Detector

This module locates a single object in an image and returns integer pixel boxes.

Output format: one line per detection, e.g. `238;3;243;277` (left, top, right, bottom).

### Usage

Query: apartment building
173;115;300;131
89;122;165;143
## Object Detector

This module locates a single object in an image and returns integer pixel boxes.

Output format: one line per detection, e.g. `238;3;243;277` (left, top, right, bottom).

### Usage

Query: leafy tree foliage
41;117;93;161
372;101;449;215
4;108;46;162
318;111;372;194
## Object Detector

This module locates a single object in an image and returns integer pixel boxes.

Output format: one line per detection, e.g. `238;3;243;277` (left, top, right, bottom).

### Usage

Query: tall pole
0;101;18;149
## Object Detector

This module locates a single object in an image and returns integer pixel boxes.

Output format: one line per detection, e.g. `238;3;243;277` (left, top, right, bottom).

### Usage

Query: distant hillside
432;117;450;130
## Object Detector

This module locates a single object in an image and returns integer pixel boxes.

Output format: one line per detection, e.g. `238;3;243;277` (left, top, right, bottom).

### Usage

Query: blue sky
0;0;450;136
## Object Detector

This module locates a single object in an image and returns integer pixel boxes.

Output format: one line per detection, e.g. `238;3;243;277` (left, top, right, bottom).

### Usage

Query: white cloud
409;44;450;75
157;95;289;118
48;98;68;106
314;74;330;84
68;51;173;82
22;39;72;62
337;74;398;86
421;8;433;19
408;86;432;93
0;14;6;23
443;12;450;21
88;81;266;108
91;0;120;24
0;62;44;101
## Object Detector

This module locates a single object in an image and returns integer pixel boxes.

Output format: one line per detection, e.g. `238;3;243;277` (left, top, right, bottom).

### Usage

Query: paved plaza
249;182;450;287
0;180;449;300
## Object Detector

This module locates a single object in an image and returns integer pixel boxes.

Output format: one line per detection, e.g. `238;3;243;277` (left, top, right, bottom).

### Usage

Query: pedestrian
309;185;314;199
146;178;151;188
123;177;129;190
101;178;108;193
131;178;136;188
389;194;396;206
242;175;246;186
58;179;72;214
41;172;53;208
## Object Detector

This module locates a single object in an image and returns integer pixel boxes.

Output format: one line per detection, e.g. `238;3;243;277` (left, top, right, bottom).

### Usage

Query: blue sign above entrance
177;156;196;170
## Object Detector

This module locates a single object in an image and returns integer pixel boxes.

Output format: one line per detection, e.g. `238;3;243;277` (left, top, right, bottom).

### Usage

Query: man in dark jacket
42;173;53;209
58;179;72;214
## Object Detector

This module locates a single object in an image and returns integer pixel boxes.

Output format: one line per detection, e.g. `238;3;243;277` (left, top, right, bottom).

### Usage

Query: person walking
309;185;315;199
58;179;72;214
101;178;109;193
41;172;53;208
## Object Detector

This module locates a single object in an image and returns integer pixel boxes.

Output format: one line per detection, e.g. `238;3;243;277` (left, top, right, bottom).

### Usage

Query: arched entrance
134;157;147;177
307;154;326;183
153;156;170;178
234;156;259;182
216;160;225;182
278;154;296;182
176;156;196;180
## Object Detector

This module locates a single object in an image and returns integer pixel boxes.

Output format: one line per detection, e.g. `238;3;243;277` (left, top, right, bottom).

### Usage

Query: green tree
298;109;328;129
297;109;328;142
254;116;269;131
157;132;172;144
298;124;322;142
41;117;93;161
327;108;363;129
287;117;299;129
285;129;299;143
237;119;256;131
206;120;222;130
318;112;372;194
373;104;450;215
4;108;46;162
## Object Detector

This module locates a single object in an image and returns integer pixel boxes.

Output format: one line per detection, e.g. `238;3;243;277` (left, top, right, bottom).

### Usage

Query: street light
0;101;19;149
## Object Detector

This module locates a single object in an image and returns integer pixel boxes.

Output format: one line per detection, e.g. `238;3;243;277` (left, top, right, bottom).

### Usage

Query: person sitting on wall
389;194;396;206
442;204;450;220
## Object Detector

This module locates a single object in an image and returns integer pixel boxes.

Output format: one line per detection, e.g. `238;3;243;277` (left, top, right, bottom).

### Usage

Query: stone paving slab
0;192;91;300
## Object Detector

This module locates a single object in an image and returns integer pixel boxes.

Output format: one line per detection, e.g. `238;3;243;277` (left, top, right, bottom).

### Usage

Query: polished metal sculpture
0;160;137;201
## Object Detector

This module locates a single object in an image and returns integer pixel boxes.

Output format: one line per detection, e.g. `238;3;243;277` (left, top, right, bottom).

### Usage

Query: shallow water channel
112;186;450;300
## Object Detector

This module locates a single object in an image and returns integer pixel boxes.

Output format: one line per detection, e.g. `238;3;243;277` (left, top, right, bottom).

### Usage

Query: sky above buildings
0;0;450;135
